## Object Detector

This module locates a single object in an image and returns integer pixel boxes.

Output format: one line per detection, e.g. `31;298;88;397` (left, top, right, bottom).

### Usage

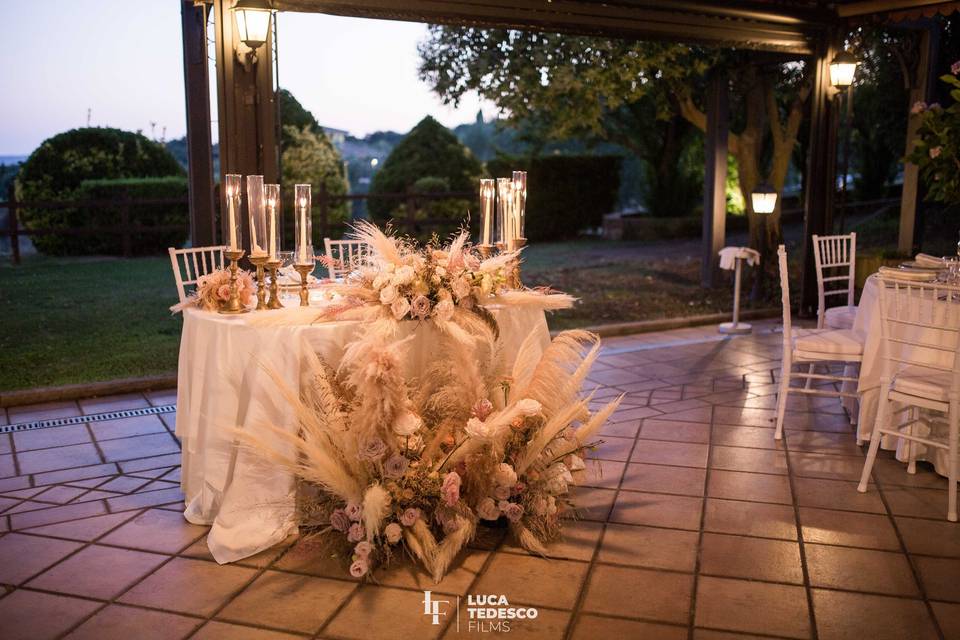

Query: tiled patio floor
1;320;959;639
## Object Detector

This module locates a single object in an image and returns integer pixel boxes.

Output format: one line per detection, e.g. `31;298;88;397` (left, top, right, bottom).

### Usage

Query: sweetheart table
175;303;551;563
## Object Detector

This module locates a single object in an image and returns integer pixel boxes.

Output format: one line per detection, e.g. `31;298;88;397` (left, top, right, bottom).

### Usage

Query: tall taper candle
264;184;280;260
496;177;514;246
294;183;312;265
480;179;495;245
224;174;242;251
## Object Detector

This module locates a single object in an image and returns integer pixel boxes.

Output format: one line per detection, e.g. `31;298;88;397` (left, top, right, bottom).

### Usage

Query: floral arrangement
906;61;960;206
171;267;255;313
243;223;621;582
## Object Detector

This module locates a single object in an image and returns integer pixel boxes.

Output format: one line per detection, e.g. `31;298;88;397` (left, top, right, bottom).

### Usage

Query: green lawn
0;241;742;391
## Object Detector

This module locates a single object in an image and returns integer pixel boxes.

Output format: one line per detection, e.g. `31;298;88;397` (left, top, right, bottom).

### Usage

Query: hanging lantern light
233;0;273;50
751;182;778;214
829;50;858;88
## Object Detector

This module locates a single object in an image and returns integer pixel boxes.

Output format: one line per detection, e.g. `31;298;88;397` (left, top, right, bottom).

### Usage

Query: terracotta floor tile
695;576;810;639
472;553;588;609
572;487;617;521
373;549;488;595
324;585;453;640
90;415;168;441
13;425;92;452
182;534;293;569
630;440;709;468
16;443;102;475
693;628;790;640
654;406;712;424
444;607;569;639
805;544;919;596
501;519;603;562
34;485;88;504
579;459;626;490
610;491;703;530
9;500;106;530
598;419;641;438
28;544;168;599
79;393;150;414
119;453;182;473
192;621;303;640
0;453;17;478
881;485;950;519
931;602;960;640
707;469;792;504
272;538;361;581
597;523;698;572
789;451;867;482
570;614;686;640
145;389;178;406
620;463;706;496
106;487;184;512
98;433;180;463
895;516;960;557
872;457;947;489
711;425;781;450
0;532;83;584
217;570;355;634
99;508;206;553
7;400;82;423
704;498;797;540
710;445;788;474
581;564;692;624
22;511;140;541
64;604;200;640
786;430;862;456
32;462;118;487
591;436;635;462
798;507;901;551
712;406;776;428
793;477;884;513
699;532;803;583
0;589;101;640
640;419;711;443
914;556;960;602
119;557;258;616
812;589;938;640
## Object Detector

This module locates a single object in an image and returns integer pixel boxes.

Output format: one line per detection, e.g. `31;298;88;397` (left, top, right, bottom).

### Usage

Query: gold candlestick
249;255;269;311
507;237;527;288
266;259;283;309
219;249;249;314
294;263;313;307
478;244;494;258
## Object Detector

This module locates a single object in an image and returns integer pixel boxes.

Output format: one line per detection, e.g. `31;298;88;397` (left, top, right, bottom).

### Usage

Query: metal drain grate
1;404;177;434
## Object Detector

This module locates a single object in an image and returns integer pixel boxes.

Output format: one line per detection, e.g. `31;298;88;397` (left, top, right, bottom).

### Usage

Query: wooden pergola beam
838;0;953;18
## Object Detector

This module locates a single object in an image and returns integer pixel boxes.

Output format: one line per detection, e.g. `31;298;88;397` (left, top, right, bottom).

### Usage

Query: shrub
487;155;622;240
281;125;351;243
15;127;184;255
369;117;481;223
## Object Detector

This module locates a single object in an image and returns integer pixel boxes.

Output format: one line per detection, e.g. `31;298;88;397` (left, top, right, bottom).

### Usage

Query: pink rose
471;399;493;421
216;284;231;301
384;522;402;544
391;296;411;320
330;508;351;532
400;507;420;527
494;485;511;500
477;497;500;521
384;454;409;479
911;101;927;115
953;60;960;75
410;295;431;320
345;502;363;522
354;541;373;559
347;522;365;542
504;502;524;523
349;558;368;578
930;146;942;159
441;471;461;507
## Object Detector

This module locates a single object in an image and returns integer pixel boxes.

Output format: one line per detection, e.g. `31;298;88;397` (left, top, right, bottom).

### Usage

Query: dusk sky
1;1;494;155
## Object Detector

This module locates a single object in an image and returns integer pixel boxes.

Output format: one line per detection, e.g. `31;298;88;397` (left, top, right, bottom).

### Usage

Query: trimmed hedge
16;127;185;255
487;155;622;240
45;177;188;256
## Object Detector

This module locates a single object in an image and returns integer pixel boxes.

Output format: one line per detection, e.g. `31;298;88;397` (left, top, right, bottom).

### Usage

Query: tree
279;88;322;151
281;125;350;226
418;29;811;294
368;116;482;222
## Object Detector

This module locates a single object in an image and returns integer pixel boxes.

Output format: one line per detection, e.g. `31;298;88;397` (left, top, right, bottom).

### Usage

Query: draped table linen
176;304;551;563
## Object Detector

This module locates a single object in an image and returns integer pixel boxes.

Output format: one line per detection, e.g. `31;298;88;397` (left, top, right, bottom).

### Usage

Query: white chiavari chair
323;238;370;280
857;277;960;521
813;232;858;330
774;245;865;440
168;246;226;304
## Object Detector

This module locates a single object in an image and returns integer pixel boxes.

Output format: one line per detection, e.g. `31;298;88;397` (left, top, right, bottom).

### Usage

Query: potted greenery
905;62;960;208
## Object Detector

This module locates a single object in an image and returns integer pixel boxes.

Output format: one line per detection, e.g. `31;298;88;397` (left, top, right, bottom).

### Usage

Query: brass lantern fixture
829;50;858;88
751;182;778;214
233;0;272;66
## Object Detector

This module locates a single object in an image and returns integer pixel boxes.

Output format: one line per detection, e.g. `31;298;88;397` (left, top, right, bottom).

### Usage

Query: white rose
434;299;454;322
393;411;422;436
465;417;492;439
435;266;447;278
515;399;542;416
477;497;501;521
393;265;415;285
452;276;471;300
391;296;411;320
384;522;402;544
372;273;389;290
493;463;518;488
567;454;585;472
431;274;441;285
380;284;398;304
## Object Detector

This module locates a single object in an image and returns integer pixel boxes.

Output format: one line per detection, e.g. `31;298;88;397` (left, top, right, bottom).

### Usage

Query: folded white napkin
718;247;760;270
915;253;947;267
878;266;936;282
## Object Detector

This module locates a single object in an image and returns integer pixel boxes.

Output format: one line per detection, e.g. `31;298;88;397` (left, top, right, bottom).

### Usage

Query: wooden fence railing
0;186;478;265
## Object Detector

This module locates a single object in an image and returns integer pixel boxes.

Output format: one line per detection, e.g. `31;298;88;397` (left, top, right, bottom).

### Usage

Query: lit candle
512;171;527;240
294;183;312;266
227;186;237;250
496;178;514;245
267;198;276;259
298;197;307;263
224;174;242;251
480;179;495;245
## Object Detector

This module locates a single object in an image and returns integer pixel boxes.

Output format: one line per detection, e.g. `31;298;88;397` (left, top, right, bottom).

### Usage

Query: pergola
179;0;956;312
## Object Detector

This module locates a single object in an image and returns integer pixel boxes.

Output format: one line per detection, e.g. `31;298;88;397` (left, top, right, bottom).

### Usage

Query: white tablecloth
175;303;551;563
855;276;955;476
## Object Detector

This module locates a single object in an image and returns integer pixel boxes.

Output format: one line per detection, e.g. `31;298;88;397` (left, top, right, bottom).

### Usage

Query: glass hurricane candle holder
294;183;313;266
496;177;514;247
264;183;281;261
512;170;527;241
246;175;266;258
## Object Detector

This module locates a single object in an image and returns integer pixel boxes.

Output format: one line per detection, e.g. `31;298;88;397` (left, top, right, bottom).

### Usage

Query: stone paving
0;320;958;639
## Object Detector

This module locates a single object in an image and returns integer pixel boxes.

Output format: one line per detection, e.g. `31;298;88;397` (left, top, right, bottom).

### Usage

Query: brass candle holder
248;254;269;311
294;263;313;307
219;249;249;314
478;244;494;258
507;237;527;288
265;259;283;309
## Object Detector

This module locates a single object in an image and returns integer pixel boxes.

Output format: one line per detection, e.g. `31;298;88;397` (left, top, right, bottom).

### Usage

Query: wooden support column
899;25;939;255
701;71;728;288
181;0;217;247
799;34;839;316
212;0;279;251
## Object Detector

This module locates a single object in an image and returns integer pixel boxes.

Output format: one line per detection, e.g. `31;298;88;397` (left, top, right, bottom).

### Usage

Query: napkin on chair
878;266;936;281
915;253;947;267
718;247;760;270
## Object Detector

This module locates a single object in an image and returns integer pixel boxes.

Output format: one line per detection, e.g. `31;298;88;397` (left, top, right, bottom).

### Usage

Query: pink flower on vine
930;147;942;159
911;101;927;115
952;60;960;75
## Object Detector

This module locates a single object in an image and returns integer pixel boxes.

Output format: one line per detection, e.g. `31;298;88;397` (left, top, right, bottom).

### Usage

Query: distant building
321;126;349;149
